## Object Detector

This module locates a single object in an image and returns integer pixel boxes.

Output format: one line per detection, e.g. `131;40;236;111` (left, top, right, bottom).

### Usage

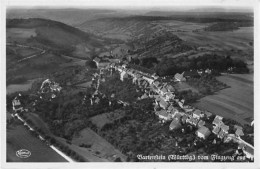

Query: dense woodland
130;54;249;76
204;21;253;31
99;72;142;103
97;13;253;24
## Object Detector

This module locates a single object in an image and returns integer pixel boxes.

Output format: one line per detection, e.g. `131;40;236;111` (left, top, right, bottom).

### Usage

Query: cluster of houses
40;79;62;98
174;69;212;82
93;57;121;69
12;93;24;112
106;62;253;160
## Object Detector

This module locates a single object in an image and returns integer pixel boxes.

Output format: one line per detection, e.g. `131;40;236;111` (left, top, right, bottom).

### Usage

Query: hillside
77;13;253;42
6;18;108;87
6;8;122;26
77;17;156;41
128;31;193;59
7;18;105;58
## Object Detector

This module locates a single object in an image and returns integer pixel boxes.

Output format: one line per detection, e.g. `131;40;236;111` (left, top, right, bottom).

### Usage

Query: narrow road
7;42;46;62
18;50;46;62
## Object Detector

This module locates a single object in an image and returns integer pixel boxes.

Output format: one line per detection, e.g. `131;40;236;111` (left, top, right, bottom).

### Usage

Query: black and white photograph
1;0;259;168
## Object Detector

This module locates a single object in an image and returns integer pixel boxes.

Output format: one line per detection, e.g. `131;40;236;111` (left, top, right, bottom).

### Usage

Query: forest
204;21;253;31
129;54;249;77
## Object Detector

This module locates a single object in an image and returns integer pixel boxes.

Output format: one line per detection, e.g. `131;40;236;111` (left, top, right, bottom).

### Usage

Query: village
90;56;254;160
9;54;254;162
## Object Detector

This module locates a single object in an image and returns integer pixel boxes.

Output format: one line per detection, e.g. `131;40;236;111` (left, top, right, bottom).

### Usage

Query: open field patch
7;28;36;39
7;80;35;94
16;48;40;57
76;81;92;88
174;82;199;93
90;109;126;129
194;73;253;125
174;27;253;61
71;128;127;161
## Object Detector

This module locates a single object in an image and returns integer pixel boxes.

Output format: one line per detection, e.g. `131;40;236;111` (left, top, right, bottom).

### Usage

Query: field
7;46;40;59
7;52;71;85
194;73;253;125
174;81;199;93
90;109;126;129
6;28;36;43
76;81;92;88
7;123;67;162
23;112;126;162
7;80;35;94
155;20;209;31
71;128;127;161
175;27;253;61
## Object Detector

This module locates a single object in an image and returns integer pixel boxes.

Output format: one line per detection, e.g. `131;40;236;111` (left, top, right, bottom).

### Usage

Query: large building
196;126;211;139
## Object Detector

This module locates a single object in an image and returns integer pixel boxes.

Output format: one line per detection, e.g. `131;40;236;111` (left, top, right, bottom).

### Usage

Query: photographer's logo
16;149;31;158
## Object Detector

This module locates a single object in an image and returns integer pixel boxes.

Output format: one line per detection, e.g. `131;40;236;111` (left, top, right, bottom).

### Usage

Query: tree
85;60;97;68
114;157;122;162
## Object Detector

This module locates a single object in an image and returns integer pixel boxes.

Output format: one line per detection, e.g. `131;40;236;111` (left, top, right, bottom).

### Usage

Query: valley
6;7;254;163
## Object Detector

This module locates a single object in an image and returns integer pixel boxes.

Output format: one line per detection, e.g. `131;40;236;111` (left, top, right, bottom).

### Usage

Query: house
137;78;143;86
165;92;175;101
173;113;182;121
12;98;23;112
154;104;160;111
251;120;254;126
204;111;212;118
160;87;168;95
174;72;186;82
181;115;188;124
169;119;182;130
93;57;101;66
191;117;199;126
141;93;148;99
197;69;204;75
212;126;221;135
218;130;227;139
186;116;199;126
111;93;115;98
132;76;138;84
142;81;149;88
220;123;229;134
154;96;161;105
235;128;244;137
120;71;128;81
223;136;232;143
156;110;171;122
127;69;135;76
167;105;174;112
95;97;100;104
243;146;254;160
143;76;154;84
122;64;127;69
197;120;205;128
166;85;175;92
178;100;185;108
183;107;194;113
193;109;202;119
212;115;223;126
153;81;160;87
151;73;159;79
159;99;169;109
205;69;212;74
196;126;211;139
